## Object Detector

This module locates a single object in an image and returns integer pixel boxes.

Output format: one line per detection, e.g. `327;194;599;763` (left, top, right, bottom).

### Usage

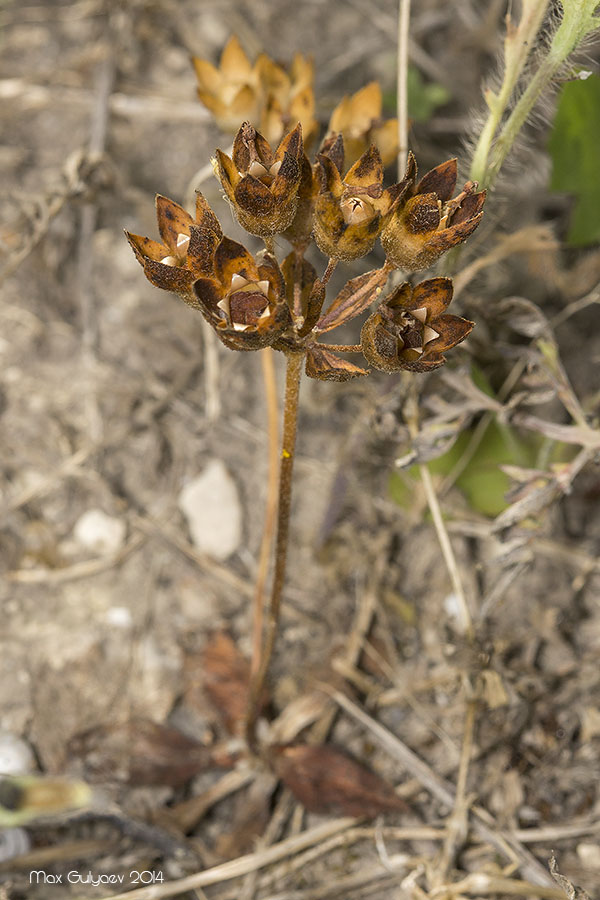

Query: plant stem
249;348;280;684
321;258;338;287
246;350;305;752
484;0;600;188
316;343;363;353
470;0;551;188
396;0;411;177
404;380;473;641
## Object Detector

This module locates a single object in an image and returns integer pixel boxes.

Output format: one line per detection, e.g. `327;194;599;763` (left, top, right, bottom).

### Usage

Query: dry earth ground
1;0;600;898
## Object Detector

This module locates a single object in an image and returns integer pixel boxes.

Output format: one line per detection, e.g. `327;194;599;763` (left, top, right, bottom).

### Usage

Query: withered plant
126;0;600;772
126;44;485;753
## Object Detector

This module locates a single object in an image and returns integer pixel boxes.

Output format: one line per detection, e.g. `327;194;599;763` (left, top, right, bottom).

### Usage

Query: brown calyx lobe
372;322;398;361
233;122;274;172
405;194;441;234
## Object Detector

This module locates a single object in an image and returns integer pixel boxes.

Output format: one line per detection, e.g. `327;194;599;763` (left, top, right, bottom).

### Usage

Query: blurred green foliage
389;366;574;518
549;73;600;246
384;67;451;124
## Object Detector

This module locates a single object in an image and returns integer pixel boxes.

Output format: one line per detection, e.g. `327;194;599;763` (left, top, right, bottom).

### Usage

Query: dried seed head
326;82;399;167
381;159;486;271
361;277;473;373
215;122;304;237
313;144;397;260
340;196;375;225
217;275;272;330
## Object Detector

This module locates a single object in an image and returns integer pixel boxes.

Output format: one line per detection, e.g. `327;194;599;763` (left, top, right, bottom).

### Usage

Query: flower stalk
246;350;305;751
396;0;411;177
249;348;280;686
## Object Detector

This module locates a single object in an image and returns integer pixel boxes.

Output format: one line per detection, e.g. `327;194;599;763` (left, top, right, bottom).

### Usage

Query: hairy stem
470;0;551;187
484;0;600;188
316;343;363;353
246;351;305;751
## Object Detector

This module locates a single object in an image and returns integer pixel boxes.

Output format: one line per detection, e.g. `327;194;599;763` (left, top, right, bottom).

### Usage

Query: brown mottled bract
314;266;390;333
270;744;408;817
68;719;213;787
305;344;369;381
283;150;318;247
125;193;223;297
361;277;474;373
280;253;319;322
381;157;486;271
202;631;268;735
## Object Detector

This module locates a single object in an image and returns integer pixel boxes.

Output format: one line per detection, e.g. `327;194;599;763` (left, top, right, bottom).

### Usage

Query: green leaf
383;67;451;124
548;74;600;247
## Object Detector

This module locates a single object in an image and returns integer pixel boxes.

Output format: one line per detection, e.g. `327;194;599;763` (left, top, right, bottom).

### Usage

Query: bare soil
1;1;599;898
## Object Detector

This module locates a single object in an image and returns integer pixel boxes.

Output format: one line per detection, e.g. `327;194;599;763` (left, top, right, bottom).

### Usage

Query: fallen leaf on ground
201;630;267;734
269;743;408;817
68;718;215;787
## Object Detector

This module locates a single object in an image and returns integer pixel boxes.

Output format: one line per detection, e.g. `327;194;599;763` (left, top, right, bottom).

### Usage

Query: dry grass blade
436;872;565;898
257;853;414;900
94;817;357;900
6;533;146;583
328;688;556;888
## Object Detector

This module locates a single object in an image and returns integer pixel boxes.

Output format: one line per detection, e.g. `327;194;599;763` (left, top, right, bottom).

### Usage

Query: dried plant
126;2;600;798
127;46;485;755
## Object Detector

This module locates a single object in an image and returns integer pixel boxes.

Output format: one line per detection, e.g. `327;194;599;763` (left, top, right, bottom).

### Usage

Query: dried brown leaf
270;743;407;817
201;630;266;734
68;719;213;787
305;345;369;382
315;267;389;333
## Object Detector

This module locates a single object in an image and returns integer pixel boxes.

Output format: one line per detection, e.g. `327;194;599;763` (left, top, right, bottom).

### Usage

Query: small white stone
0;731;35;775
105;606;133;629
0;828;31;863
73;509;126;555
178;459;242;560
577;843;600;869
444;591;461;622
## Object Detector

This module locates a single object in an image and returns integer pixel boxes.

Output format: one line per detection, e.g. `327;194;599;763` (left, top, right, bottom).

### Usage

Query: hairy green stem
246;351;304;752
470;0;551;187
482;0;600;188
